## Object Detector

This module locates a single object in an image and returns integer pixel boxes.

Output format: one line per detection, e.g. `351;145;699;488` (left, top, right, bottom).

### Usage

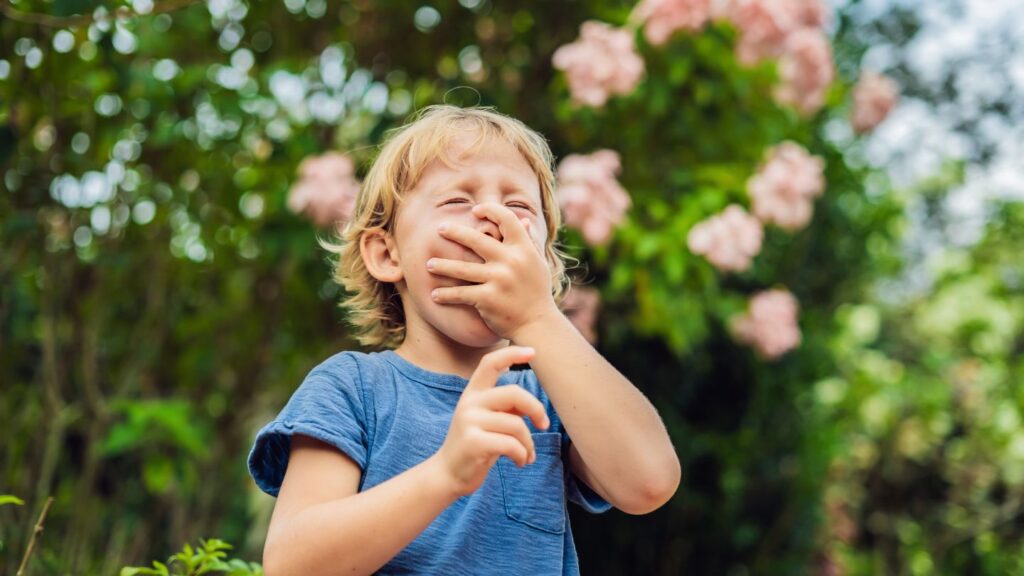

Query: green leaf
142;457;175;495
636;234;660;261
0;495;24;506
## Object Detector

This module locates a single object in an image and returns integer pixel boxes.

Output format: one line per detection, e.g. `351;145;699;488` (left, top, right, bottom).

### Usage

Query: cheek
528;218;549;250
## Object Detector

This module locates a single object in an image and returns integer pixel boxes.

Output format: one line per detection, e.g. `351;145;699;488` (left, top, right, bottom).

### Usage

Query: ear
360;228;403;283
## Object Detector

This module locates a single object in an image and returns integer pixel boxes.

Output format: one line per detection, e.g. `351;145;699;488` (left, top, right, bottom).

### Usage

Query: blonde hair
321;105;573;349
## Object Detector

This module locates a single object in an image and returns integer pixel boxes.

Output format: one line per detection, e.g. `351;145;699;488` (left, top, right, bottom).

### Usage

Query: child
247;105;680;575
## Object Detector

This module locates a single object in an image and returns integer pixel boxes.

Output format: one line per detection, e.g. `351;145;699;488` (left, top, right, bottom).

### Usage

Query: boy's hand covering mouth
427;203;559;341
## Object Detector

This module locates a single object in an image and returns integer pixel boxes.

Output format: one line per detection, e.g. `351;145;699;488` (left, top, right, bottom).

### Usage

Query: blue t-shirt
247;349;612;575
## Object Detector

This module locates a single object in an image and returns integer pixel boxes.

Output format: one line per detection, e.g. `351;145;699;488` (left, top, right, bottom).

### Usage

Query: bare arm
512;309;681;515
262;435;459;576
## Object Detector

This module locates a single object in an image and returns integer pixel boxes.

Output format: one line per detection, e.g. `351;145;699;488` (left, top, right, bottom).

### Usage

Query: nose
474;205;502;242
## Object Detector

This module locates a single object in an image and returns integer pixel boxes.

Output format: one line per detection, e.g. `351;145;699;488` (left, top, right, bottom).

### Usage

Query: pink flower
724;0;834;115
727;0;798;64
747;141;826;231
773;28;834;115
633;0;711;46
686;204;764;272
552;21;645;108
730;288;802;359
560;285;601;344
850;71;899;133
557;150;632;245
287;152;360;228
792;0;829;28
725;0;830;64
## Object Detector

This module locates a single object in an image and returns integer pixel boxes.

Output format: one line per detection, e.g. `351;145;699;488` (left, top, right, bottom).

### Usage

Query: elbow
618;455;681;515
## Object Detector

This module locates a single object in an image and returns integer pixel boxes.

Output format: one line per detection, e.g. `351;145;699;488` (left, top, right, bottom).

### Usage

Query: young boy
247;105;680;575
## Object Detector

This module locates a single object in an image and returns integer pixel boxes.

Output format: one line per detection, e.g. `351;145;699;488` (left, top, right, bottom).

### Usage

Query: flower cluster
724;0;828;64
747;141;826;231
287;152;360;229
687;141;823;274
540;1;899;362
850;71;899;133
552;21;645;108
722;0;834;115
556;150;632;246
633;0;711;46
686;205;764;273
730;288;802;359
773;28;835;115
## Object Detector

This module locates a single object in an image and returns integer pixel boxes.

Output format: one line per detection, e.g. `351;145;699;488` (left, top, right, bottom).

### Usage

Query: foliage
1;0;1015;575
811;200;1024;575
120;538;263;576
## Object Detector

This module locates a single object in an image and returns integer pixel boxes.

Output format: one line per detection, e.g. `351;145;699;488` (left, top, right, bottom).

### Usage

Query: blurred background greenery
2;0;1022;574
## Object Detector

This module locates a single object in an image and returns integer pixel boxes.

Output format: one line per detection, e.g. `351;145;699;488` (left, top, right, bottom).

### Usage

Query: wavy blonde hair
321;105;573;349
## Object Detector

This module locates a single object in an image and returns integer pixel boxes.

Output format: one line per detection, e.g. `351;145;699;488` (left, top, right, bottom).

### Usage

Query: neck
394;319;509;380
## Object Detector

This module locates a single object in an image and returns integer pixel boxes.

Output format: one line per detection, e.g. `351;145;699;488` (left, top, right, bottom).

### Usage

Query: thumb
465;346;536;393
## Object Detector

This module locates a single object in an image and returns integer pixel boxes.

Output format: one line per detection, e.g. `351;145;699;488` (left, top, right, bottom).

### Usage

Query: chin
439;305;505;348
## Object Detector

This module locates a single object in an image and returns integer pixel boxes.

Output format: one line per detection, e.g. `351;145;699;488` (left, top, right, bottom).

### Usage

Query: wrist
509;303;565;346
421;454;464;503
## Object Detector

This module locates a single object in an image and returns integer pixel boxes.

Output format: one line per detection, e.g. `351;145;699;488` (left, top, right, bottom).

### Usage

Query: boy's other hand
429;203;559;341
430;346;551;497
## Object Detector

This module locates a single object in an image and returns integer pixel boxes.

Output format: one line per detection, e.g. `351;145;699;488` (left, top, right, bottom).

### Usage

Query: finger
478;430;530;468
431;285;481;306
479;385;550;431
438;222;503;262
427;257;491;284
465;346;536;392
520;218;544;255
473;410;537;465
472;203;531;246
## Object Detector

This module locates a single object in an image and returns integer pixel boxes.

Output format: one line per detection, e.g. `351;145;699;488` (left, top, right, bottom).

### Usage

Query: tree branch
16;496;54;576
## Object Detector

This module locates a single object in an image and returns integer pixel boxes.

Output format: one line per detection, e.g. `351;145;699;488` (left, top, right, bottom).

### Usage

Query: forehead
412;133;541;197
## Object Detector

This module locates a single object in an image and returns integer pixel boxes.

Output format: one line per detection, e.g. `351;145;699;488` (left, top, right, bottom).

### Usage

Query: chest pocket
496;432;567;534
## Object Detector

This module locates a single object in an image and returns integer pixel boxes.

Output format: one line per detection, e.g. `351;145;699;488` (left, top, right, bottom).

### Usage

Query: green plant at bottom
120;538;263;576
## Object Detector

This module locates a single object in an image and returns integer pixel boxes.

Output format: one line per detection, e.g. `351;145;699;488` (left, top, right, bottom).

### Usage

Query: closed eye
507;202;535;213
441;198;535;213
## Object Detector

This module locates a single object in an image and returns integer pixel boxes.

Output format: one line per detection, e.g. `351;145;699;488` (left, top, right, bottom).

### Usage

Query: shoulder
306;349;389;382
300;349;401;400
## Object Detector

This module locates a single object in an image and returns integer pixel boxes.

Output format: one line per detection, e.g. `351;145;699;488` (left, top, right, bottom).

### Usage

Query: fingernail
431;289;439;299
438;223;448;232
426;258;435;269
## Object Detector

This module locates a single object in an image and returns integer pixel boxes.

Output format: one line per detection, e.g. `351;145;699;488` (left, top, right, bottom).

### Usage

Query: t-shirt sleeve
247;352;369;497
563;436;614;514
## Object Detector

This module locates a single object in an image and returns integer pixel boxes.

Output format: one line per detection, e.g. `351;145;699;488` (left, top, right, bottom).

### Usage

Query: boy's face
390;135;549;348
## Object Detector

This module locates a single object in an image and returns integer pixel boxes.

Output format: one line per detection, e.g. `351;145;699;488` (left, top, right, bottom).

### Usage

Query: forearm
264;455;458;576
513;309;680;510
